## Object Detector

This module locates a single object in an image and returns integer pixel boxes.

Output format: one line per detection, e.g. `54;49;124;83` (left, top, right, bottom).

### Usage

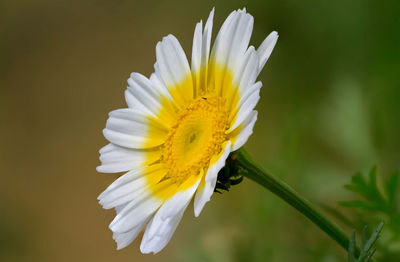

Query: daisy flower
97;8;278;254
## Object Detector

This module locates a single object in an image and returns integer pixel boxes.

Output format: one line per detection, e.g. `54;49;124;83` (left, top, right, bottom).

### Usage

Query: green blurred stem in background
235;149;355;254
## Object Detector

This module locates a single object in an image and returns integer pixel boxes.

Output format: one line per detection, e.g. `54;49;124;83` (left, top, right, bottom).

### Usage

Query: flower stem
235;148;353;253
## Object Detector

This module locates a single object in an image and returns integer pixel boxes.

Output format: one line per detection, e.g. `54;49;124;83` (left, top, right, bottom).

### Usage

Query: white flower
97;8;278;254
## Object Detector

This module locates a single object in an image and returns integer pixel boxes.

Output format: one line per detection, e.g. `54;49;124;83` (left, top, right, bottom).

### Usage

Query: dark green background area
1;0;399;261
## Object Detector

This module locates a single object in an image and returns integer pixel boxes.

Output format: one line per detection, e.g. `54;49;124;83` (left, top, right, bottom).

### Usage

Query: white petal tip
116;244;125;251
194;208;200;217
140;244;157;254
109;220;118;231
194;204;206;217
97;196;102;202
209;7;215;16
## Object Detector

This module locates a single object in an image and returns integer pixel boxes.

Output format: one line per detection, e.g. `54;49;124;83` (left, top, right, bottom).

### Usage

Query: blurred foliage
340;168;400;261
340;168;399;221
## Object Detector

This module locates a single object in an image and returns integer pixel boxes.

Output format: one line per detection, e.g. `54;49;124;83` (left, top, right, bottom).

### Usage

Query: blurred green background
1;0;400;261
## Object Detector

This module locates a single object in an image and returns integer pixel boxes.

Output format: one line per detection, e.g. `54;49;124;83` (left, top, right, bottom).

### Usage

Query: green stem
235;148;353;253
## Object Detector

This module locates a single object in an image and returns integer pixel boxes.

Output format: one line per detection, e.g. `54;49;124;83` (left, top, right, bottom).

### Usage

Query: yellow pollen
161;96;229;184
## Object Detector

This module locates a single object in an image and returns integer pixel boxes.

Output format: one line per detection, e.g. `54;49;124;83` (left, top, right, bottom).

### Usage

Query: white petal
224;46;259;117
125;88;151;115
109;195;162;234
139;175;201;254
99;164;168;209
140;173;196;244
211;9;253;73
108;164;177;234
103;108;167;149
127;72;178;127
156;35;191;85
191;20;203;79
228;85;260;132
140;202;188;254
113;219;148;250
257;31;278;73
202;8;214;68
125;72;175;120
149;71;173;101
98;175;146;210
230;110;258;151
98;165;164;209
115;202;128;214
96;143;160;173
210;11;237;65
157;176;201;220
191;8;214;96
194;141;231;217
234;46;259;94
102;186;148;212
126;73;164;118
98;168;143;200
155;35;193;105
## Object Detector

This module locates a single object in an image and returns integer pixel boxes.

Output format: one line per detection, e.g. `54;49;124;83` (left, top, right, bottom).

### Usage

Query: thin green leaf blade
348;231;357;262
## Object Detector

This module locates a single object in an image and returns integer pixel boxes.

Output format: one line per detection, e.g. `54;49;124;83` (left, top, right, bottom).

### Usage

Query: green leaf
339;201;377;211
347;222;384;262
358;222;384;262
342;167;399;260
361;226;368;247
348;231;357;262
341;167;398;214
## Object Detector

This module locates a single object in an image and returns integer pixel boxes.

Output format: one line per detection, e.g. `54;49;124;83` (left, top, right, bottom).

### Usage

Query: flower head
97;8;278;254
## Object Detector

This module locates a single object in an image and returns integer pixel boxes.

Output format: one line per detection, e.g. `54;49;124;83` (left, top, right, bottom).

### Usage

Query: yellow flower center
161;96;228;184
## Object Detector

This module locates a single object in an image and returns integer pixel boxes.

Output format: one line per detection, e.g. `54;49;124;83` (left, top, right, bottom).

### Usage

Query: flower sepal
214;152;246;193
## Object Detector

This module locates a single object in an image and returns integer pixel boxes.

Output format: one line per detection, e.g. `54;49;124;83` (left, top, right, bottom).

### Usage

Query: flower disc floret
161;96;228;184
